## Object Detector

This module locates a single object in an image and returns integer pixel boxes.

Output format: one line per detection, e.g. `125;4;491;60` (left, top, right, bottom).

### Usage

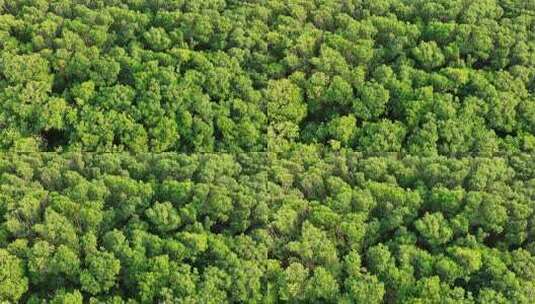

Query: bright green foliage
414;212;453;247
0;248;28;302
0;1;267;152
145;201;181;233
0;1;533;153
80;251;120;295
0;152;533;302
2;0;535;303
50;290;83;304
412;41;446;70
267;79;307;151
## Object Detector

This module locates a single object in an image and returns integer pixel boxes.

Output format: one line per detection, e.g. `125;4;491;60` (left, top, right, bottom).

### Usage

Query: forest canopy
0;0;533;153
2;0;535;303
1;151;535;303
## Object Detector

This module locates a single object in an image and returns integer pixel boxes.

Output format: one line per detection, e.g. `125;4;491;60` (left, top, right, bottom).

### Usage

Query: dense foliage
0;0;534;153
3;1;535;303
1;152;535;303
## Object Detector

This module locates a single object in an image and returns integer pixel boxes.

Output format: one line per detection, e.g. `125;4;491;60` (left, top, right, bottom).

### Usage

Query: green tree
0;248;28;302
80;251;121;295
